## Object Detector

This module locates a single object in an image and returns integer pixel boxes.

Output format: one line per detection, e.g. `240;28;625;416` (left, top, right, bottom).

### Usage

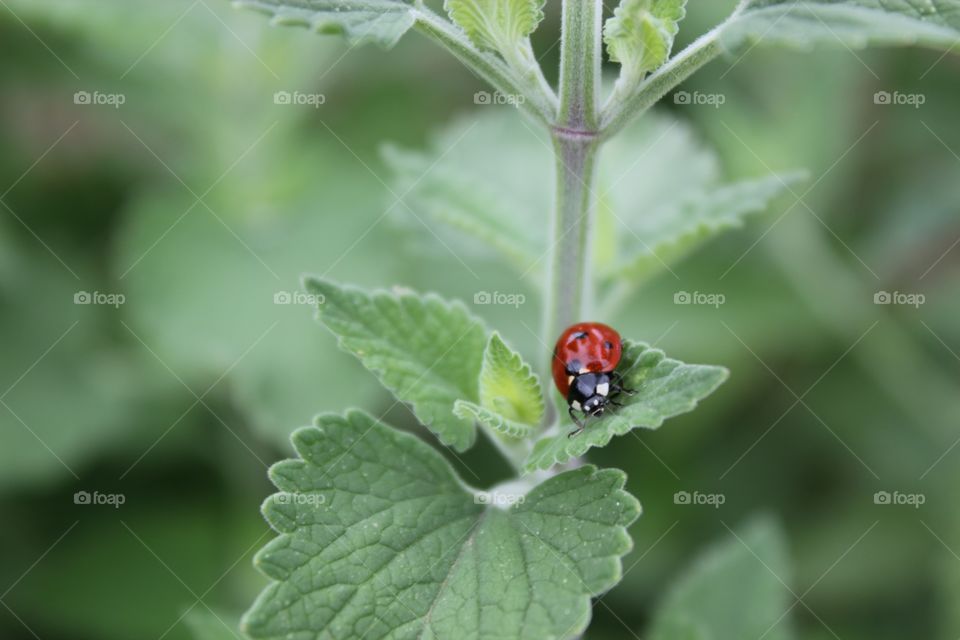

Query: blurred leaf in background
1;0;960;639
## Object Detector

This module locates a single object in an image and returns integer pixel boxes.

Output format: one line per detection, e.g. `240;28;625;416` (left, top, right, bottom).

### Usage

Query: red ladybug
552;322;634;436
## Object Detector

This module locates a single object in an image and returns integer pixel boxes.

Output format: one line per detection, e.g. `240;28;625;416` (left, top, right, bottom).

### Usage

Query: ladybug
552;322;634;436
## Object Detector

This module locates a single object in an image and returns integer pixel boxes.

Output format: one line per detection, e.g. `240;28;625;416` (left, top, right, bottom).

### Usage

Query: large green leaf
525;340;728;471
382;110;798;289
722;0;960;52
119;145;397;448
235;0;418;48
305;278;488;451
0;245;171;488
649;519;794;640
242;410;640;639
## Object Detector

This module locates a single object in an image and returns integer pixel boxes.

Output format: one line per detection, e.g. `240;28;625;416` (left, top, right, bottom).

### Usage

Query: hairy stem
541;0;603;416
415;9;555;125
557;0;602;131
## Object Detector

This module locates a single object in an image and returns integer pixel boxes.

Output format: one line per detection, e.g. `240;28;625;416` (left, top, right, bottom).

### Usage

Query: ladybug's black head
581;394;607;416
568;371;613;416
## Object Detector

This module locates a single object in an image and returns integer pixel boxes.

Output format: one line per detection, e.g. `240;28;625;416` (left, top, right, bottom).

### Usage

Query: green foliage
453;332;543;441
453;399;533;438
649;519;794;640
186;610;242;640
241;410;640;640
612;171;807;284
382;110;799;292
235;0;418;48
305;277;488;451
526;341;728;471
477;332;543;426
445;0;545;54
722;0;960;52
605;0;688;82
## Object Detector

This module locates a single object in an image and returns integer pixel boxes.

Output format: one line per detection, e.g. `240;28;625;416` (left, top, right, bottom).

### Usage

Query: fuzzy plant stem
542;0;603;395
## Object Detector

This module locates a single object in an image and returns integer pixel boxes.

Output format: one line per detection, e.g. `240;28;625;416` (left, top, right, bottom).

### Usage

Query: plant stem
557;0;602;131
541;0;603;404
543;134;600;360
415;9;556;126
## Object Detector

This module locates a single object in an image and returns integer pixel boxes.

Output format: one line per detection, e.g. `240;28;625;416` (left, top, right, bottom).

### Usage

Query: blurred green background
1;1;958;639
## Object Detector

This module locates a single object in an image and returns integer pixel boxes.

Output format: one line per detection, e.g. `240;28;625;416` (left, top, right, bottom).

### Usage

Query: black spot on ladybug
604;341;613;349
574;331;588;340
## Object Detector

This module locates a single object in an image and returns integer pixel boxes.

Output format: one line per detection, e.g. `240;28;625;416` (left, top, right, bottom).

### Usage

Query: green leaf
649;518;794;640
722;0;960;53
242;410;640;640
305;277;488;451
453;399;533;438
612;171;807;283
478;332;544;425
382;110;797;290
525;340;728;471
234;0;418;48
445;0;545;53
604;0;687;81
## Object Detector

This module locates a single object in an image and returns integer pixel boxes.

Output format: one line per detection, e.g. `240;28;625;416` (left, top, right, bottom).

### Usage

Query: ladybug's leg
610;372;637;396
567;407;585;438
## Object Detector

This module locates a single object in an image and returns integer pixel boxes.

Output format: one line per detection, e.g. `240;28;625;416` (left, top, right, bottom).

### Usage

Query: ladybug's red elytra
551;322;634;436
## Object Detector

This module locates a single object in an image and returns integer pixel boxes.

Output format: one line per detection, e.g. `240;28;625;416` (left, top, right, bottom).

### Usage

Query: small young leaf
453;399;533;438
526;340;728;471
479;332;544;426
242;410;640;640
305;277;487;451
445;0;545;54
234;0;418;48
604;0;687;81
722;0;960;53
649;518;794;640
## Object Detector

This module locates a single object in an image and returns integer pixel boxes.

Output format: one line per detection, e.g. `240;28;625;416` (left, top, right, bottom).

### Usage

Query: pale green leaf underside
453;399;533;438
612;171;807;282
445;0;544;52
305;278;487;451
722;0;960;52
382;111;796;288
242;411;640;640
649;518;794;640
478;332;544;425
525;341;728;471
234;0;418;48
605;0;687;78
